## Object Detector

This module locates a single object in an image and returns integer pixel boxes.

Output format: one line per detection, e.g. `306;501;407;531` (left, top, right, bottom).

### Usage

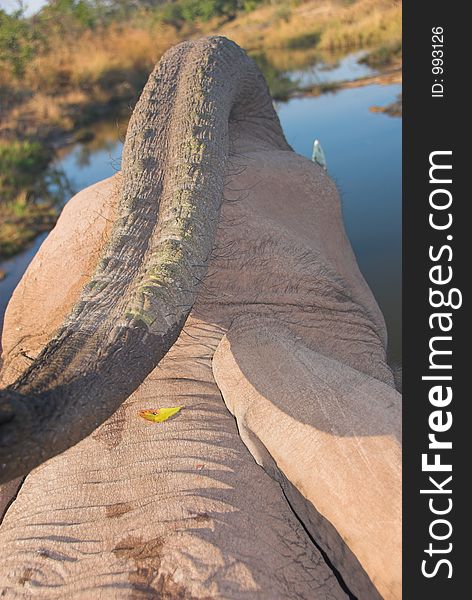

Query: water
278;84;402;363
288;50;377;87
0;53;402;364
0;233;48;332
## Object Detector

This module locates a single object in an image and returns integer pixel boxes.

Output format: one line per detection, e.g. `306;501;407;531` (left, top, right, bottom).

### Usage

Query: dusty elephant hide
0;149;400;598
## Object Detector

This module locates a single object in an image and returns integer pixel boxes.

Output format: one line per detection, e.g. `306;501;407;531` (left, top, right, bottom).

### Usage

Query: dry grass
0;22;183;141
318;3;402;50
0;0;402;258
27;24;177;93
21;26;170;104
0;1;401;143
0;202;57;259
213;0;401;52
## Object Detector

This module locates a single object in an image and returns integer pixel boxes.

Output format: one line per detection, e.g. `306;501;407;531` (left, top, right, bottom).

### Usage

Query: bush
285;31;320;50
39;0;100;30
0;140;52;203
0;9;38;77
360;41;402;68
158;0;258;25
0;138;75;258
159;2;185;26
251;52;297;101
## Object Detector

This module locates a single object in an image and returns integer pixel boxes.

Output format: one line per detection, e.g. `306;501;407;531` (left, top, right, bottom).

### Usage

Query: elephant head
0;36;401;600
0;36;291;483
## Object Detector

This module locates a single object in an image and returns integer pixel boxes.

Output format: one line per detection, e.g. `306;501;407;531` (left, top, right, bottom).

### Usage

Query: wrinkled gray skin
0;36;290;482
0;37;400;599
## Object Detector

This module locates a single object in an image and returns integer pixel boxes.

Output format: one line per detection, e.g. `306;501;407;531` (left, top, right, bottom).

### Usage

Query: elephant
0;37;401;599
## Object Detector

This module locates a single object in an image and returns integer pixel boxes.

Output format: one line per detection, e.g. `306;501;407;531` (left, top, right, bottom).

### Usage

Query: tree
0;8;37;77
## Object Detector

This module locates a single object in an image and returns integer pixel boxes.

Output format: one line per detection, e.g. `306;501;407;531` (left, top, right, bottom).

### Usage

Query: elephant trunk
0;36;290;484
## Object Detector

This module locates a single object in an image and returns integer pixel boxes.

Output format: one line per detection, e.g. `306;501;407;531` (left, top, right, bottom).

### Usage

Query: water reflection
0;233;48;334
288;50;377;87
56;120;125;193
0;50;402;364
251;53;299;100
278;83;402;364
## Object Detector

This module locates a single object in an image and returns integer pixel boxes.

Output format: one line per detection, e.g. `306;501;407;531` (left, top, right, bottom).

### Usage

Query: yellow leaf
139;406;183;423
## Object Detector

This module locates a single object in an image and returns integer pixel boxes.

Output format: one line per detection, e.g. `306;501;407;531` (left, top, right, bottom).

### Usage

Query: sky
0;0;47;16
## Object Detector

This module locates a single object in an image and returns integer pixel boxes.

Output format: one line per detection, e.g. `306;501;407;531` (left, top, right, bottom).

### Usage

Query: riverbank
0;54;401;261
0;139;74;259
0;76;402;363
293;64;401;97
0;1;401;259
0;1;401;142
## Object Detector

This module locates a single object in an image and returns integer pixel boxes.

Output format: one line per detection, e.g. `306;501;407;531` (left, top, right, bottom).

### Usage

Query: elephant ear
0;37;293;485
1;176;118;387
0;177;119;519
212;319;401;600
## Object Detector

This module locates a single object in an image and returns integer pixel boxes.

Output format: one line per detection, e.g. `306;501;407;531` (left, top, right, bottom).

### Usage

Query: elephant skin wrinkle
0;45;400;598
0;317;347;599
0;165;349;597
213;322;401;600
0;37;292;484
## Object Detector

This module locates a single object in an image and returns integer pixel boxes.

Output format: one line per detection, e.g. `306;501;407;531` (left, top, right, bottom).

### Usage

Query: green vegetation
158;0;259;26
251;53;299;101
0;8;39;77
0;0;402;258
0;202;58;259
0;1;401;139
317;81;341;94
0;141;73;259
0;141;51;202
285;32;320;51
360;41;402;68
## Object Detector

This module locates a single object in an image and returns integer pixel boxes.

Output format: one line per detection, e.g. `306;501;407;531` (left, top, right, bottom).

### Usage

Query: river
0;51;402;364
